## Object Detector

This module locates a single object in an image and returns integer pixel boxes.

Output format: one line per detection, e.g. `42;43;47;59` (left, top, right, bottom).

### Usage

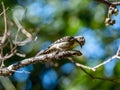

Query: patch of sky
26;2;56;24
40;41;51;50
40;69;58;90
60;62;75;75
104;58;118;77
17;0;32;6
108;38;120;55
77;27;105;59
19;42;35;54
104;27;120;37
13;65;33;82
103;37;120;77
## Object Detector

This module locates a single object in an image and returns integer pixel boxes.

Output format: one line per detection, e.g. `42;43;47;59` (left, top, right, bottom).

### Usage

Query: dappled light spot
26;2;56;24
40;69;58;90
17;0;32;6
104;58;117;77
13;6;26;21
13;68;29;82
13;65;33;82
77;28;105;59
60;62;75;75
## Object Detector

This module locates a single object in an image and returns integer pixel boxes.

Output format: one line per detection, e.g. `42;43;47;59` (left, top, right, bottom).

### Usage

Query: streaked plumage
37;36;85;55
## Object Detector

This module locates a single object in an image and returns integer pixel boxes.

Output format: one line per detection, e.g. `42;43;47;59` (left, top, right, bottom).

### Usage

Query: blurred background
0;0;120;90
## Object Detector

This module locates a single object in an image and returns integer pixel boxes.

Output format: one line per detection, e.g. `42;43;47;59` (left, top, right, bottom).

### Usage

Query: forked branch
74;46;120;71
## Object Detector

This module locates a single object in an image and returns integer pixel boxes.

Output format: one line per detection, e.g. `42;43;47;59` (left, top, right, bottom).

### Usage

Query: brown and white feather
36;36;85;56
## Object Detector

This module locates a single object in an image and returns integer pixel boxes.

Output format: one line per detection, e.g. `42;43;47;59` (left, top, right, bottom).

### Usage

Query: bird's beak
78;40;85;48
79;43;83;48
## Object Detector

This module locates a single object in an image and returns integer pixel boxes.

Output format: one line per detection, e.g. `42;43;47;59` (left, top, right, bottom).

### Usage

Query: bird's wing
47;36;74;48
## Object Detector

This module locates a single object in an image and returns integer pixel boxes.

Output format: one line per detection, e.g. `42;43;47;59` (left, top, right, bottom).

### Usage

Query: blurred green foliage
0;0;120;90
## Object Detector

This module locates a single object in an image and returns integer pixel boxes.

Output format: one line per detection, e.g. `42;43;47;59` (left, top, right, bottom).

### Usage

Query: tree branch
0;51;81;76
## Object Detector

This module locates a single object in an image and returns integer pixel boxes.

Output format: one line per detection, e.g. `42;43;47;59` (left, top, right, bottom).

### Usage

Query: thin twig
92;55;116;70
92;46;120;70
1;2;7;44
116;46;120;57
75;62;96;71
79;66;120;84
0;7;9;16
13;17;33;46
73;46;120;71
14;27;21;44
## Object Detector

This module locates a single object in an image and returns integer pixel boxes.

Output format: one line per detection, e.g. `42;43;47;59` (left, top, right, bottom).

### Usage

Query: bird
36;36;85;56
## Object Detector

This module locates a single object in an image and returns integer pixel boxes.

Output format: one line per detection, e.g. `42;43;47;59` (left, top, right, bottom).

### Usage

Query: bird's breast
51;41;75;50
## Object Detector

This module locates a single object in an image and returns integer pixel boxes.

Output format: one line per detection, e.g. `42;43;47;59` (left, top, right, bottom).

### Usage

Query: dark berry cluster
105;6;119;26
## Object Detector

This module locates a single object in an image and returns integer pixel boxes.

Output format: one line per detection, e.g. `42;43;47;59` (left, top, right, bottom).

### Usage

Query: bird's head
74;36;85;48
